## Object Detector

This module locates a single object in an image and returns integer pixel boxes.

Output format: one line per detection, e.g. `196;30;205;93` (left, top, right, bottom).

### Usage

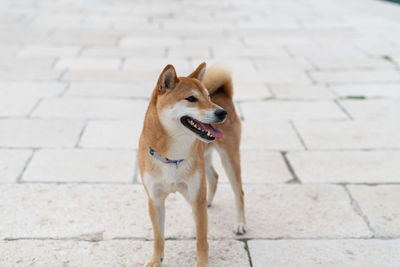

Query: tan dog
138;62;246;267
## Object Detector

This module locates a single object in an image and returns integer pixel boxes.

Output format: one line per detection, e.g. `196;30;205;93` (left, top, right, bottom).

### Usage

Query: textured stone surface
340;99;400;120
0;240;249;267
348;185;400;237
270;85;335;99
332;83;400;99
0;149;31;183
249;239;400;267
287;151;400;183
0;184;371;240
22;149;136;183
295;121;400;149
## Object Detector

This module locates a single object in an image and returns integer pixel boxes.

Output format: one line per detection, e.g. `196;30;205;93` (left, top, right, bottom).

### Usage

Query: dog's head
155;62;226;143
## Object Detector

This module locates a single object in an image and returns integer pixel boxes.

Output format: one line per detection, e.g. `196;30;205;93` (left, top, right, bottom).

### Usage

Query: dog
138;62;246;267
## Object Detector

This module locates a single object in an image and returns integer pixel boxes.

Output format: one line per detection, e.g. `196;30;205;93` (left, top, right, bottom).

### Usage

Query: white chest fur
143;157;201;205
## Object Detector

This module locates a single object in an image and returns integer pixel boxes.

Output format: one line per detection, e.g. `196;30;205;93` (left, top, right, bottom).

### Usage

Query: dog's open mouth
180;116;223;141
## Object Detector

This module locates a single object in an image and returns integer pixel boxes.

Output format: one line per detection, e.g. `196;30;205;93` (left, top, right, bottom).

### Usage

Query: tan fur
138;63;246;267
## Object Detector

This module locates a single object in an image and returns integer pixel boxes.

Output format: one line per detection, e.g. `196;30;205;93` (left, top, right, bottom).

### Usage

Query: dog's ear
158;64;178;92
188;62;206;82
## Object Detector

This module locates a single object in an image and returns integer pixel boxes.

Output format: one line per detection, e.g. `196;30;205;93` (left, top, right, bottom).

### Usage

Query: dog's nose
215;109;227;121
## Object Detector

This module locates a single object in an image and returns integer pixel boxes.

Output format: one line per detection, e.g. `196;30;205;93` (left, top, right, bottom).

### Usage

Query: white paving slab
0;240;249;267
22;149;136;183
79;120;142;149
241;121;304;151
340;99;400;120
0;82;66;97
0;119;84;148
65;82;153;98
248;239;400;267
0;149;32;183
241;100;346;121
294;121;400;149
55;58;121;71
332;83;400;99
32;98;148;119
310;70;400;84
348;185;400;237
287;151;400;184
17;45;81;57
0;184;371;240
0;96;38;117
269;85;335;99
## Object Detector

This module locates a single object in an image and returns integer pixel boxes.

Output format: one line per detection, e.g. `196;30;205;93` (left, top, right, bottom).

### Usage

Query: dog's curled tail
203;63;233;98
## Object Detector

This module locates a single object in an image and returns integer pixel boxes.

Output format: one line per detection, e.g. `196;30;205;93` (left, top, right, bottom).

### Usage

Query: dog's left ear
158;64;178;92
188;62;206;82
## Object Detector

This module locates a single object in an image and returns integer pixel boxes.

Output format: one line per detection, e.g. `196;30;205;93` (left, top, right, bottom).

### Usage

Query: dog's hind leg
205;149;219;207
216;143;246;235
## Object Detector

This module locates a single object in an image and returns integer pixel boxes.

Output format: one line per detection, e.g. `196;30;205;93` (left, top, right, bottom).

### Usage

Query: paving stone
0;58;55;70
79;120;142;149
212;151;293;184
0;70;61;81
0;184;371;240
0;82;66;97
241;100;346;121
348;185;400;237
0;240;249;267
0;149;32;183
287;151;400;184
270;85;335;99
234;83;272;100
0;119;84;148
17;45;81;57
241;121;304;151
119;36;182;48
0;96;38;117
310;70;400;84
294;121;400;149
213;47;290;59
235;70;312;84
55;58;121;71
32;98;148;119
22;149;136;183
81;47;166;58
340;99;400;120
248;239;400;267
63;70;157;83
254;59;314;70
123;58;191;73
66;82;153;98
309;57;396;69
287;45;368;59
331;83;400;99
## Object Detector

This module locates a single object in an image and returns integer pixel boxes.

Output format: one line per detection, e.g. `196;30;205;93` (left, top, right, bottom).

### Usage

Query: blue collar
149;148;184;166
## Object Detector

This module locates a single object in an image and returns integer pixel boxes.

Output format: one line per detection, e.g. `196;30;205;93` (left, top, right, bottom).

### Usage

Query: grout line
281;151;301;184
343;185;376;237
242;240;254;267
16;149;36;183
334;99;353;120
289;120;308;150
74;120;89;148
27;98;43;117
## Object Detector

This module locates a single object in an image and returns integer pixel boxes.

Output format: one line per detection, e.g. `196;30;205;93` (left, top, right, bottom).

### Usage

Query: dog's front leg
146;198;165;267
192;179;209;267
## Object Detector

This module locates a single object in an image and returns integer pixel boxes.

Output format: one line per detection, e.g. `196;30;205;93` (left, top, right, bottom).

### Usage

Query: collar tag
149;148;184;166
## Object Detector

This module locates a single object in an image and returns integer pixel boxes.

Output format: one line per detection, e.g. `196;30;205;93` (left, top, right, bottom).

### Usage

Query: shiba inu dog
138;62;246;267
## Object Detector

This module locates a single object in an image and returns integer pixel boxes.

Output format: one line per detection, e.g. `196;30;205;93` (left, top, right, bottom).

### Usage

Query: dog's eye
185;96;198;102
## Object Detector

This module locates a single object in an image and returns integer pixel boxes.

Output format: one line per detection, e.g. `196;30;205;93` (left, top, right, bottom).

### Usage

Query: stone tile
0;184;371;240
55;58;121;71
287;151;400;184
0;240;249;267
248;239;400;267
0;58;55;70
0;70;61;81
22;149;136;183
310;70;400;84
123;58;191;73
332;83;400;99
254;59;314;70
213;47;290;59
241;121;304;151
81;47;166;58
168;47;211;59
0;119;84;148
120;36;182;48
0;149;32;183
234;83;272;100
241;100;346;121
235;70;312;84
79;120;142;149
66;82;153;98
212;151;293;184
287;45;367;58
32;98;148;119
295;121;400;149
348;185;400;237
270;85;335;99
63;70;157;83
17;45;81;57
0;96;38;117
310;58;396;70
0;82;66;97
340;99;400;120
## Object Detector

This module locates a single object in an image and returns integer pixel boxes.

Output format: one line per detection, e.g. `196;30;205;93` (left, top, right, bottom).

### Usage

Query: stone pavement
1;0;400;266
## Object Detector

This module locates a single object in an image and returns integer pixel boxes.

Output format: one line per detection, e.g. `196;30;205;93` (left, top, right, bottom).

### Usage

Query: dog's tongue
205;124;224;139
197;120;224;139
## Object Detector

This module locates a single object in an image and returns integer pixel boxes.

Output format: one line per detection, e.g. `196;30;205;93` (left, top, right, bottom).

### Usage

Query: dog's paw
234;223;247;235
144;261;161;267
